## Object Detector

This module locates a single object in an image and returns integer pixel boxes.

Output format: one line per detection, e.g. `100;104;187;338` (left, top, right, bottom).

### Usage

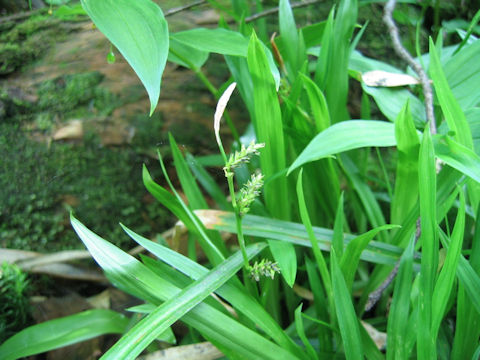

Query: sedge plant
2;0;480;359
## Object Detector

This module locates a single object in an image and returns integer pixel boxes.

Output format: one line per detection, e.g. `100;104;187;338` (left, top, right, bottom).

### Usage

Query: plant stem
226;173;250;269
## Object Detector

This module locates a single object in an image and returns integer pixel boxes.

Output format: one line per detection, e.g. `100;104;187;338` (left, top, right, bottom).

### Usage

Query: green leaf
70;215;301;360
332;192;345;259
102;245;265;359
417;125;438;359
171;28;249;57
431;189;465;338
429;38;473;149
169;133;208;209
278;0;300;79
168;38;209;69
320;0;358;122
391;101;420;226
197;210;413;266
331;249;363;360
387;236;415;360
143;164;226;265
341;154;389;243
268;240;297;287
294;305;319;360
447;39;480;109
288;120;397;174
247;32;289;220
434;135;480;184
0;310;128;360
300;73;331;133
81;0;168;115
340;224;399;290
121;225;305;356
186;153;231;211
451;207;480;359
296;169;334;316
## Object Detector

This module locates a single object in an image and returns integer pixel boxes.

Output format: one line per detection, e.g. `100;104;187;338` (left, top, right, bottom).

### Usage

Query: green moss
37;72;120;117
0;263;32;343
0;15;65;75
0;123;170;252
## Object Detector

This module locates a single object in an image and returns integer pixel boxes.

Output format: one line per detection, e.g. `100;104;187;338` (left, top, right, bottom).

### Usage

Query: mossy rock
0;15;67;76
0;123;170;252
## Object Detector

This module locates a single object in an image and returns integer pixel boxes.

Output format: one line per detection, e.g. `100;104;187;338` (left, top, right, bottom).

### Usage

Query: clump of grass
0;263;32;344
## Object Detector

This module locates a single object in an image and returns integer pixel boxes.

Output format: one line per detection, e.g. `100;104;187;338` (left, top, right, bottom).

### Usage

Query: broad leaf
81;0;168;115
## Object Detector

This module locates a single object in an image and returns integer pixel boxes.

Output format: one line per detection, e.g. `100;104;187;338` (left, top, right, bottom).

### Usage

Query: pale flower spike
214;82;237;148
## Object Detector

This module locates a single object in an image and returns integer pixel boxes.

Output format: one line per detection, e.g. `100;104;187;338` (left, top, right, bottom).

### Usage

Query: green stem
226;172;250;269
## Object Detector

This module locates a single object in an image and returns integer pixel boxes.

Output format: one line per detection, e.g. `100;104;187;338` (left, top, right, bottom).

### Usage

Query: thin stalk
226;172;251;269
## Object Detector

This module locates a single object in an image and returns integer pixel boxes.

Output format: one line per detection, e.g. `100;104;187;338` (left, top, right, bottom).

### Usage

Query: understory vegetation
1;0;480;359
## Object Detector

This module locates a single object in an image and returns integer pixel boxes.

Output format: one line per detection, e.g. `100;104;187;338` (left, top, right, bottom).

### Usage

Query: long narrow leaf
102;244;265;359
121;225;304;356
331;249;363;359
417;126;437;359
391;101;420;226
387;236;415;360
340;224;399;290
288;120;397;174
0;310;128;360
71;215;301;359
431;189;465;338
196;209;415;266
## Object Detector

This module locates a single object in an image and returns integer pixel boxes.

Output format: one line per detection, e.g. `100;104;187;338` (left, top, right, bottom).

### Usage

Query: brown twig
0;7;48;24
245;0;322;23
164;0;207;17
365;218;421;311
366;0;441;311
383;0;436;133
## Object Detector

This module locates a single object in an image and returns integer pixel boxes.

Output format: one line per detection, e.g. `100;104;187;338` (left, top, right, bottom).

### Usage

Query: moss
0;15;65;76
0;263;32;343
0;123;170;252
37;72;120;118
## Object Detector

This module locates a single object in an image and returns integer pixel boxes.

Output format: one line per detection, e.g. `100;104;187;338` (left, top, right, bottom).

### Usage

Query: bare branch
245;0;322;23
365;218;421;311
383;0;436;134
164;0;207;17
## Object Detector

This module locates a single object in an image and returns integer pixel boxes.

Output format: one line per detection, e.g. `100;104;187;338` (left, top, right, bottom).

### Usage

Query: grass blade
0;310;128;360
416;125;437;359
391;100;420;226
121;225;305;357
288;120;397;174
169;133;207;209
387;236;415;360
331;249;363;360
143;164;226;264
247;31;289;220
431;189;465;338
294;305;319;360
71;215;301;359
102;244;264;359
197;209;414;266
340;224;399;291
186;153;231;210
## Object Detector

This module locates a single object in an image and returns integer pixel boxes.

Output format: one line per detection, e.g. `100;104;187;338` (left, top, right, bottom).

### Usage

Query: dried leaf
362;70;419;87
